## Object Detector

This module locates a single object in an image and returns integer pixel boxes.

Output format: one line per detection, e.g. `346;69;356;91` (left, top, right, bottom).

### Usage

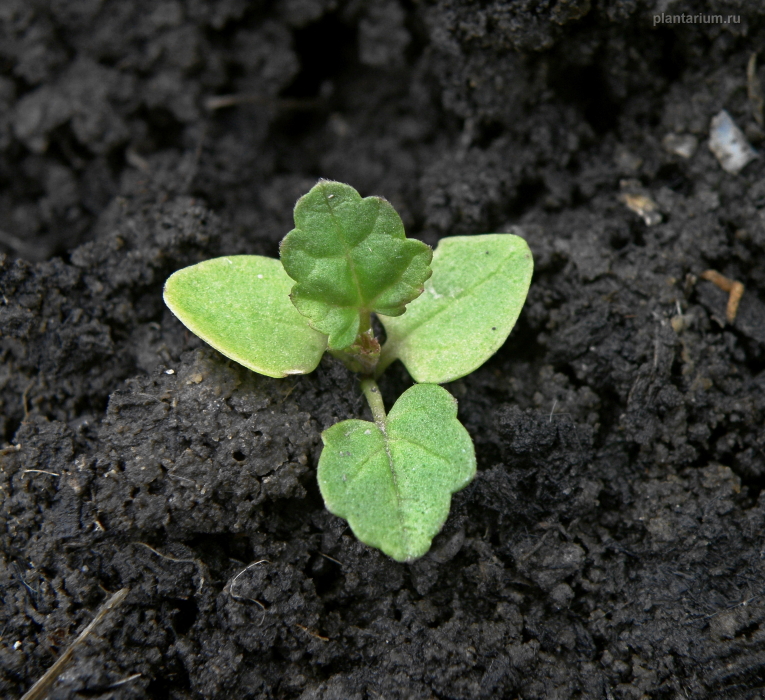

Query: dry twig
21;588;130;700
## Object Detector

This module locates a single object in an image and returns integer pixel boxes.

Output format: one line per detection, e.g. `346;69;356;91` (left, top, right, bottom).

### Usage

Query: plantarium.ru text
164;180;533;562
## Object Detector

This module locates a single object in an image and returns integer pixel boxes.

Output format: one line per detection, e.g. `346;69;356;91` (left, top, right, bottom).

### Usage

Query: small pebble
662;133;698;159
709;110;758;174
618;187;662;226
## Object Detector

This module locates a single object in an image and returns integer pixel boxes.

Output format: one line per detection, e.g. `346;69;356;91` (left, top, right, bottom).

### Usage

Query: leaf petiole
360;377;386;428
357;311;372;336
374;340;395;379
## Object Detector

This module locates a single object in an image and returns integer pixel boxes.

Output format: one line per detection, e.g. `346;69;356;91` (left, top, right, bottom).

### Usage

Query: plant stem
360;377;386;428
375;343;395;379
358;311;372;335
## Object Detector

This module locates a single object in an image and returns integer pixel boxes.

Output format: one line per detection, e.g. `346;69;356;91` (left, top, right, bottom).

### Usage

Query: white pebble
709;110;758;174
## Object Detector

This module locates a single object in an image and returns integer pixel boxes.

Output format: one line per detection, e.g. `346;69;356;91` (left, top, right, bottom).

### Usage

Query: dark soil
3;1;765;698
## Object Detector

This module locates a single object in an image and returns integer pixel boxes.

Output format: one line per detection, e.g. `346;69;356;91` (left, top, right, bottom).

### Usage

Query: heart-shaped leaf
280;180;432;350
379;234;533;383
318;383;475;562
164;256;327;378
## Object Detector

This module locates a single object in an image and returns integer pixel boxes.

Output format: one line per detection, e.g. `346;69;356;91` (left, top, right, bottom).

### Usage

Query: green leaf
379;234;533;384
164;256;327;378
280;180;432;350
318;384;475;562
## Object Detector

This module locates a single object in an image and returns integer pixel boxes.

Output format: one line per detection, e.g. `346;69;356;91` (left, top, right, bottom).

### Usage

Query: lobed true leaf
280;181;432;350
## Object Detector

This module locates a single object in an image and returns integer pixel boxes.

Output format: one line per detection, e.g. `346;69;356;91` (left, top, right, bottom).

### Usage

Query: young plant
164;181;533;562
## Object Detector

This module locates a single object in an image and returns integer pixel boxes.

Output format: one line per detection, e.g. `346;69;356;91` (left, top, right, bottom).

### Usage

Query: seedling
164;181;533;562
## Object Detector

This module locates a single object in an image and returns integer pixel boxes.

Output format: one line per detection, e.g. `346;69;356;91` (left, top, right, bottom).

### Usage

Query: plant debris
700;269;745;323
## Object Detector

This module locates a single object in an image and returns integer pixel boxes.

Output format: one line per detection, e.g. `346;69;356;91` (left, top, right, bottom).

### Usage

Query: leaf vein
380;424;410;554
343;445;386;482
389;436;450;464
322;188;369;308
367;249;423;310
386;253;514;340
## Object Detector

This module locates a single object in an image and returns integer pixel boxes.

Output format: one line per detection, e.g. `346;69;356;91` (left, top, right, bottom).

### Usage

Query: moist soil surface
3;1;765;698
